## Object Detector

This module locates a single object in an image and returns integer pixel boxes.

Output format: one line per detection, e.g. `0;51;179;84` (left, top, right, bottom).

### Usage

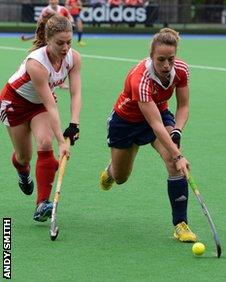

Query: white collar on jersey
145;58;176;90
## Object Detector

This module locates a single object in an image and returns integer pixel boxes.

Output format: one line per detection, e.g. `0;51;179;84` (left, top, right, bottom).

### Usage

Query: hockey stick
20;34;35;41
188;172;222;258
50;138;70;241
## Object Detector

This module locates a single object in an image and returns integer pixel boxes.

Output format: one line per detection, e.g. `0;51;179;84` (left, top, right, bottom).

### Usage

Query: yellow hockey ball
192;242;205;256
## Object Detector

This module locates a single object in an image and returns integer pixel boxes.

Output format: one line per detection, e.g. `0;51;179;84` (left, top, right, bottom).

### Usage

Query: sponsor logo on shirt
118;97;131;109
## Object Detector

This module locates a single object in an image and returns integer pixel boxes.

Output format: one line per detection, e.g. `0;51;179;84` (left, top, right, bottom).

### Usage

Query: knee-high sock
36;150;59;204
12;152;30;174
78;32;82;42
167;176;188;226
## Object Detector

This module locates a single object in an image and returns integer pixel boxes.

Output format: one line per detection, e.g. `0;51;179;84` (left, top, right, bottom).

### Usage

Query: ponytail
30;11;55;52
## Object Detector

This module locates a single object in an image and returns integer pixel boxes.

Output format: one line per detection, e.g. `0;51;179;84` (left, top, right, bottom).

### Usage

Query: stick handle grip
56;138;70;192
188;172;198;192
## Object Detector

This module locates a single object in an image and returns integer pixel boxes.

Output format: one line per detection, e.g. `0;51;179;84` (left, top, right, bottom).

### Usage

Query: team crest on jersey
118;97;131;109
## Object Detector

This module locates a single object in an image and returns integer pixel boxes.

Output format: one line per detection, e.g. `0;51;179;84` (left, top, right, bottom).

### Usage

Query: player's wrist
170;128;182;136
172;154;184;163
170;128;182;148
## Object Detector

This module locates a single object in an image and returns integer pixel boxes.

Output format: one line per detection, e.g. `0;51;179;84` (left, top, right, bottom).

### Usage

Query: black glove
63;123;79;146
170;128;182;148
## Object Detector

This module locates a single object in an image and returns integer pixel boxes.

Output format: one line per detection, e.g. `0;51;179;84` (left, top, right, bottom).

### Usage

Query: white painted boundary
0;45;226;72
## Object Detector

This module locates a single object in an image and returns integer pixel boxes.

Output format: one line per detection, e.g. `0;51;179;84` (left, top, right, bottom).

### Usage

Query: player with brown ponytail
0;15;81;223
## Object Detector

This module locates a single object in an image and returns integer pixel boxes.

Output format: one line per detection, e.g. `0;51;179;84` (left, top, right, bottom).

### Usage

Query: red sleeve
175;61;189;88
177;70;189;88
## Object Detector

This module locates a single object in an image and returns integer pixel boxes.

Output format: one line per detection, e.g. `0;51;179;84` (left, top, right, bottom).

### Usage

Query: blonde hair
150;28;180;56
30;14;72;51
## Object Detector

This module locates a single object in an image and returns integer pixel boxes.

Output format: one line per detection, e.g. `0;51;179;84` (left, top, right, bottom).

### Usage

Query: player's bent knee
37;138;53;151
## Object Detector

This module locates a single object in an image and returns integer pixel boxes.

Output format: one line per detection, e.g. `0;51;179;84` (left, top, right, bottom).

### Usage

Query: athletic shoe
33;200;53;222
100;169;115;191
18;172;34;195
174;221;197;242
77;41;86;47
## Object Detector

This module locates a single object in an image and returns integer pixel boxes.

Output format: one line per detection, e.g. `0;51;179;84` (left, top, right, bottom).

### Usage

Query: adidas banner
21;4;158;25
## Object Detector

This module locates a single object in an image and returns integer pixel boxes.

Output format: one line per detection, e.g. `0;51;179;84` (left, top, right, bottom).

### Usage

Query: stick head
217;244;222;258
50;226;59;241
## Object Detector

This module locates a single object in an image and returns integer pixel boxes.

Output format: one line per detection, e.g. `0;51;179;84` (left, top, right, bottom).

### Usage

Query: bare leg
110;144;139;184
151;125;180;177
7;122;34;195
30;112;54;151
100;144;139;190
76;19;86;45
7;121;32;165
76;18;83;33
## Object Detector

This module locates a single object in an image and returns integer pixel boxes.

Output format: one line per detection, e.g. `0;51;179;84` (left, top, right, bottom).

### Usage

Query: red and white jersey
114;57;189;122
8;46;73;104
39;5;72;21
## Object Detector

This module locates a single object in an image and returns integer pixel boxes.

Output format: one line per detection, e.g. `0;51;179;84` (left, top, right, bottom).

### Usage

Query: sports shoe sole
33;207;52;222
19;181;34;195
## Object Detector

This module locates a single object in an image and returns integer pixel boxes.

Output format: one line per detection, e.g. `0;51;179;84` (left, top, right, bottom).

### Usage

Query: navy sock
167;176;188;226
78;32;82;42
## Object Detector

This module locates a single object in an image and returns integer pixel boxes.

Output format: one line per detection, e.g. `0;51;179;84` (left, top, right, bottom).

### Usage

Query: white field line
0;45;226;72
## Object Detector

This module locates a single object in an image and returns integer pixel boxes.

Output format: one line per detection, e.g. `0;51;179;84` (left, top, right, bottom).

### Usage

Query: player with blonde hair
100;28;197;243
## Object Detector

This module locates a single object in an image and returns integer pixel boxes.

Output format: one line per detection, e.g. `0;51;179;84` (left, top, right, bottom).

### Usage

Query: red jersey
114;58;189;123
65;0;81;16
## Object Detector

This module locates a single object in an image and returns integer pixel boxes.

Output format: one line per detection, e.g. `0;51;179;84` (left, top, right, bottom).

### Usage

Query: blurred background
0;0;226;34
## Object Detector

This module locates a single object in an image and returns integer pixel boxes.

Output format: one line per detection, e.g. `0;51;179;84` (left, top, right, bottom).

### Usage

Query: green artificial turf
0;35;226;281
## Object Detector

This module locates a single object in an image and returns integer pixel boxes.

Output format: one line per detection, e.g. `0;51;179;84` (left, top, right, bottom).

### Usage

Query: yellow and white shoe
77;41;86;47
100;169;114;191
174;221;197;242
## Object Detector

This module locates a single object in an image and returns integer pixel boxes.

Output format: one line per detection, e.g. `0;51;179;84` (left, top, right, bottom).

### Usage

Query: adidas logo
175;195;187;202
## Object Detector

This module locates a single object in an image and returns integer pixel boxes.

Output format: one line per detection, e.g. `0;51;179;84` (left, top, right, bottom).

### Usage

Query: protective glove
170;128;182;148
63;123;79;146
